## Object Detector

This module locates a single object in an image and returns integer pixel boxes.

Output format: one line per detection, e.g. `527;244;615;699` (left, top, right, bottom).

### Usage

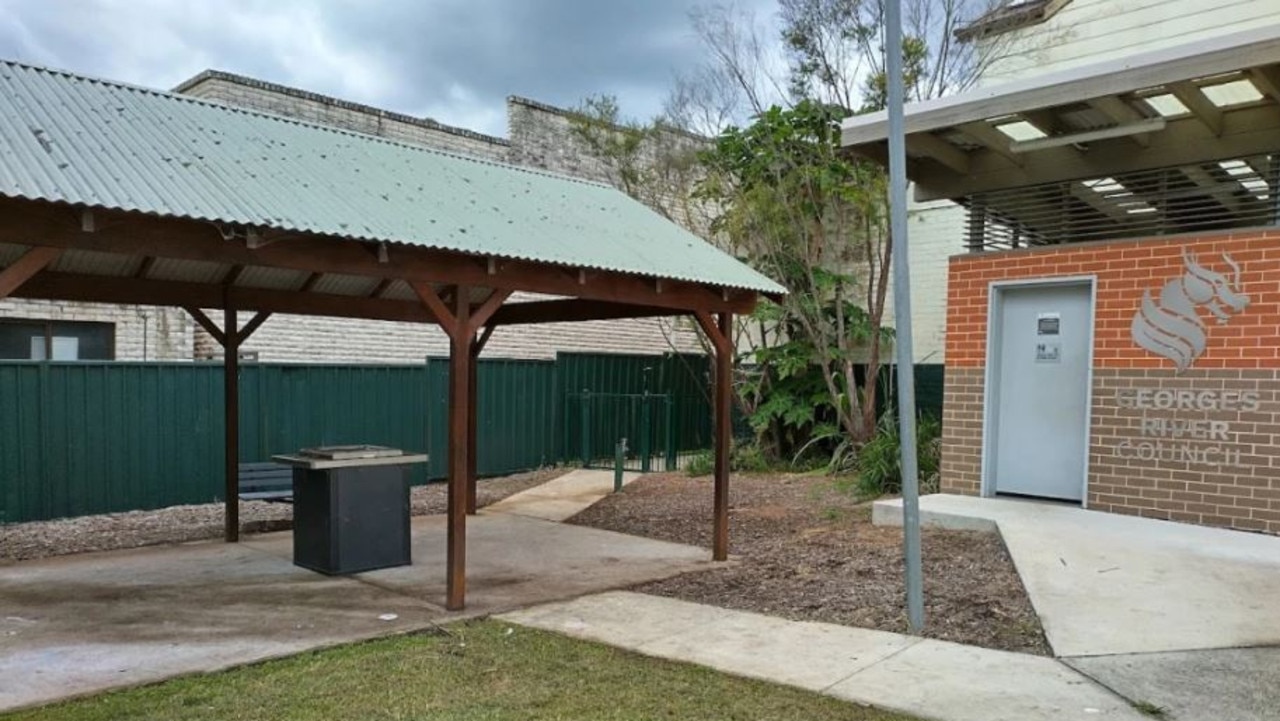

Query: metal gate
564;392;677;472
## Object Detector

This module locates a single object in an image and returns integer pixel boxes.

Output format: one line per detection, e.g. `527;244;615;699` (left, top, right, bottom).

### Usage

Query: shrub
731;443;771;472
684;450;714;477
855;412;941;497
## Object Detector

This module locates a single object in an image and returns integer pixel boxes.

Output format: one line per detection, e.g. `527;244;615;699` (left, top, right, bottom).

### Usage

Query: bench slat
237;462;294;503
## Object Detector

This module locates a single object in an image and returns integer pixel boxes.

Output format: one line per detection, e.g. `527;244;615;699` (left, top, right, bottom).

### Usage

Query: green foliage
685;450;714;477
700;99;891;461
854;412;942;498
731;443;772;473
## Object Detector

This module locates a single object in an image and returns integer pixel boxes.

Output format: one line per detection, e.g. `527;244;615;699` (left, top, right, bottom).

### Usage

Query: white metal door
988;283;1091;501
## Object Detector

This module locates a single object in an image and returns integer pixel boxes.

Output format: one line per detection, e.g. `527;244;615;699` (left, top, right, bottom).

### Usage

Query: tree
781;0;1011;112
570;1;1018;465
698;100;892;460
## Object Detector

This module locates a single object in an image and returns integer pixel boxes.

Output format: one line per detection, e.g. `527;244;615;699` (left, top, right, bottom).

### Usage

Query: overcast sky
0;0;778;136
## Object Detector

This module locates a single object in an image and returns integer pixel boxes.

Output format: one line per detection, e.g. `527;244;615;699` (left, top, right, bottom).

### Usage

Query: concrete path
873;494;1280;657
483;468;640;521
0;510;712;712
1067;647;1280;721
500;591;1145;721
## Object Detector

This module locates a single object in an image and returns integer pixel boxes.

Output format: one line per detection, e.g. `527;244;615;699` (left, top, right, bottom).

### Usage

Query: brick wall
0;300;192;361
194;309;701;362
943;228;1280;533
175;71;511;162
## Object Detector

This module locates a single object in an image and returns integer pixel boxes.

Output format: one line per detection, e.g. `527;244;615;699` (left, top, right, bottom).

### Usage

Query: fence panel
0;362;223;523
240;364;431;486
424;358;560;480
0;352;730;524
565;392;672;471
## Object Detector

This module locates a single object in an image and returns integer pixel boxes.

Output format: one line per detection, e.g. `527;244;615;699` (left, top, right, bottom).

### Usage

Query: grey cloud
0;0;778;135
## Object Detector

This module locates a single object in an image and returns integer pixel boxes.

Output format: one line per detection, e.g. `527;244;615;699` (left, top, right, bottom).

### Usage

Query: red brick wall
942;229;1280;533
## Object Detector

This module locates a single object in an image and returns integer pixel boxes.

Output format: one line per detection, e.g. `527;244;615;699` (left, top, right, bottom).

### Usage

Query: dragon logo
1130;250;1249;373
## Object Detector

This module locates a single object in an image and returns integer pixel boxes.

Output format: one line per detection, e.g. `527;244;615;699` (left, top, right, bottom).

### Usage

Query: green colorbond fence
0;357;944;524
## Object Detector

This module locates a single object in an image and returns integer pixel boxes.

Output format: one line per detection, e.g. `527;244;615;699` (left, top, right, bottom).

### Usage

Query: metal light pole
885;0;925;633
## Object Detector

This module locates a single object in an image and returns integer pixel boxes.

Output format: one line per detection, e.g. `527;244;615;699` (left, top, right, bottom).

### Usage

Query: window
0;320;114;360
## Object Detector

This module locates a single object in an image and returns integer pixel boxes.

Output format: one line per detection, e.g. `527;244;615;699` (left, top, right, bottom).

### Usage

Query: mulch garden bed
0;468;562;564
568;472;1051;655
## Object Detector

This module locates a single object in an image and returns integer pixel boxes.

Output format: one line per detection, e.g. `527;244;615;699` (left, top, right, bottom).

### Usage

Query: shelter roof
0;60;782;295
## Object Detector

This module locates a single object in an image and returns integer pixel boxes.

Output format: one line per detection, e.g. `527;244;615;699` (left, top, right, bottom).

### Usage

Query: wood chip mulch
0;468;562;564
567;472;1051;656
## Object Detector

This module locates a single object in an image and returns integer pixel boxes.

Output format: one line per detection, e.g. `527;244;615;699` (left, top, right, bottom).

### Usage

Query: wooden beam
909;132;970;174
491;299;687;325
475;324;496;354
957;122;1024;167
239;311;272;342
184;306;227;347
1087;96;1153;147
410;281;456;328
298;272;323;292
446;290;471;610
368;278;393;299
467;289;512;334
1171;82;1224;137
0;198;756;315
134;256;155;280
694;311;733;562
466;339;480;516
20;272;441;324
224;305;240;543
0;246;62;298
222;264;245;286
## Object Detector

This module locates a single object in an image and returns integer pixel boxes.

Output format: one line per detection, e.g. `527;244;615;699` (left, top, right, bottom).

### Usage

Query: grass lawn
4;621;919;721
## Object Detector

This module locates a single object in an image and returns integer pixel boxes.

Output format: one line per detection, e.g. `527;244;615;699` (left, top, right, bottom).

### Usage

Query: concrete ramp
874;494;1280;657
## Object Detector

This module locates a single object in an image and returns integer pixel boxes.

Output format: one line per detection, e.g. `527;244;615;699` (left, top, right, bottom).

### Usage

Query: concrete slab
501;591;1145;721
483;468;640;521
0;541;441;712
1067;647;1280;721
244;512;714;615
1;510;713;711
875;494;1280;657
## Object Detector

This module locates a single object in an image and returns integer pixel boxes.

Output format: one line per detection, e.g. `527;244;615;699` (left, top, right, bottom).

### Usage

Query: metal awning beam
842;24;1280;145
840;25;1280;200
913;103;1280;201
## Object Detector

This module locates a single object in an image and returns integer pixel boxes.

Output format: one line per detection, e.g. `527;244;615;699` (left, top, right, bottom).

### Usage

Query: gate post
664;394;676;471
639;391;652;473
579;390;591;467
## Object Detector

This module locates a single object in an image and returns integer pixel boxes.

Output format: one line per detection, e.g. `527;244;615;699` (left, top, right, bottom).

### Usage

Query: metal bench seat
238;462;294;503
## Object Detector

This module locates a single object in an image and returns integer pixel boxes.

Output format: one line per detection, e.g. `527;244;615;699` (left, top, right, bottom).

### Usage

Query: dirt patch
0;468;562;564
568;472;1050;655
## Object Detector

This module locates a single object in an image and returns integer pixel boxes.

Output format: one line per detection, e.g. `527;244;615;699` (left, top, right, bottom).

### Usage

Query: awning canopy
0;59;758;611
841;24;1280;203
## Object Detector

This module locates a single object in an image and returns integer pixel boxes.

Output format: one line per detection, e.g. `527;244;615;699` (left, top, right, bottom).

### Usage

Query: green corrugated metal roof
0;60;785;295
